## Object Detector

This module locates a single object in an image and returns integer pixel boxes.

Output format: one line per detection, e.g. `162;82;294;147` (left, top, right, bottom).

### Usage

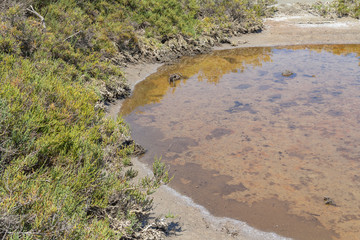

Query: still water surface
120;45;360;240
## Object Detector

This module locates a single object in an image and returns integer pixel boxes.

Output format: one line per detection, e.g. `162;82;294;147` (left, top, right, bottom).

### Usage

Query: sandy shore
109;2;360;239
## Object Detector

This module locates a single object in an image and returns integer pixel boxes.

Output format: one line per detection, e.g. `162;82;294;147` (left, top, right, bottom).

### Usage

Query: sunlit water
120;45;360;240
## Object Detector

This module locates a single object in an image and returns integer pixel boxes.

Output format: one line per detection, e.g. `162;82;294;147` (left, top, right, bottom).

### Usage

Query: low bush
313;0;360;19
0;0;275;238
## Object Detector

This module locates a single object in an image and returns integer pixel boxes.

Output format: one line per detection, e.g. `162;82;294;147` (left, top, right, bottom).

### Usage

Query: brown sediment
167;162;337;240
109;2;360;239
121;44;360;240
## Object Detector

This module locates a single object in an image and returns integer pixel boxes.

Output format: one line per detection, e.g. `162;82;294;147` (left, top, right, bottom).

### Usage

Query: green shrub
0;2;169;238
313;0;360;19
0;0;275;238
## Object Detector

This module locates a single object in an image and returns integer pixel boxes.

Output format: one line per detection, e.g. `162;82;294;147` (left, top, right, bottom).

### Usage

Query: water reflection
120;45;360;240
121;45;360;117
120;47;273;115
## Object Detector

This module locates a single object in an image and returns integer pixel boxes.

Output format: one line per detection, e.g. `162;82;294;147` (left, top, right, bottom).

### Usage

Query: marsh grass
0;0;275;238
313;0;360;19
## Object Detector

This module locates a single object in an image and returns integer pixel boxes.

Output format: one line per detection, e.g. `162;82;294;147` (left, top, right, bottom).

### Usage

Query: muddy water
120;45;360;240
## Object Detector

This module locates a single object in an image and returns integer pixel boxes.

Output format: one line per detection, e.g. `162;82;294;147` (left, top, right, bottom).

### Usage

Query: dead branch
63;31;82;42
26;5;46;30
0;146;17;155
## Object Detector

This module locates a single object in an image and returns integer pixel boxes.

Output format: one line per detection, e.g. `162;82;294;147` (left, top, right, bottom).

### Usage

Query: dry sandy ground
109;1;360;239
215;1;360;50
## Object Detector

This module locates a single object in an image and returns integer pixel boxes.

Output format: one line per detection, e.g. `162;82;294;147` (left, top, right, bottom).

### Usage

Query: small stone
282;70;295;77
324;196;336;206
168;73;182;84
230;41;238;47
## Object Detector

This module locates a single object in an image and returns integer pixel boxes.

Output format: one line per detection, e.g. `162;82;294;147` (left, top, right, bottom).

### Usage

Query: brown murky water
120;45;360;240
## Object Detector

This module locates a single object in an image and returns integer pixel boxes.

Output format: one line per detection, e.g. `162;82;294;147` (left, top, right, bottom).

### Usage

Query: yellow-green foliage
197;0;276;30
332;0;360;18
122;0;276;38
0;0;131;103
313;0;360;19
0;52;151;238
122;0;200;37
0;0;275;238
0;2;161;239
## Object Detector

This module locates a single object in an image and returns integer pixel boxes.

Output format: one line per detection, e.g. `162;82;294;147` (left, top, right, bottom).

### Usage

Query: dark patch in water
167;137;198;153
336;147;351;153
299;176;312;187
235;84;252;90
288;124;297;130
330;91;342;97
352;175;360;182
327;110;344;117
280;101;299;108
302;111;315;116
136;114;156;123
258;85;272;91
341;215;360;221
273;79;288;84
341;153;359;161
290;184;302;190
303;74;316;78
169;161;336;240
169;121;179;127
206;128;233;140
170;162;248;196
271;107;281;115
320;129;335;138
242;146;254;153
288;151;305;160
225;101;257;114
334;85;346;90
268;94;282;102
308;93;324;104
258;70;268;76
166;154;181;161
223;57;237;64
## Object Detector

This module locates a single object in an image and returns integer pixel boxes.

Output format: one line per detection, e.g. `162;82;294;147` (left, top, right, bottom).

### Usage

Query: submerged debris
119;140;146;156
282;70;295;77
225;101;257;114
324;196;336;206
134;143;147;156
169;73;182;85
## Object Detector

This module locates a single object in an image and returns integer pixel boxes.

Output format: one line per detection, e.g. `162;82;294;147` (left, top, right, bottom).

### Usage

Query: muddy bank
107;63;162;119
109;2;360;240
133;157;293;240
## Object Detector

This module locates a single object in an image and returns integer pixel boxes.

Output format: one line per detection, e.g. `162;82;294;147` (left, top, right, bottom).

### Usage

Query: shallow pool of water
120;45;360;240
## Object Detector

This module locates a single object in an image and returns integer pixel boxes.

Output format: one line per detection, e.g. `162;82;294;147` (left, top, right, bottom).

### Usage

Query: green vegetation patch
0;1;169;239
313;0;360;19
0;0;275;239
0;38;169;240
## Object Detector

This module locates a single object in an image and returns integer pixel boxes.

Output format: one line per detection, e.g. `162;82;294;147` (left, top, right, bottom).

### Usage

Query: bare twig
50;31;83;49
1;230;7;240
142;223;155;232
63;31;82;42
26;5;46;30
1;231;43;236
